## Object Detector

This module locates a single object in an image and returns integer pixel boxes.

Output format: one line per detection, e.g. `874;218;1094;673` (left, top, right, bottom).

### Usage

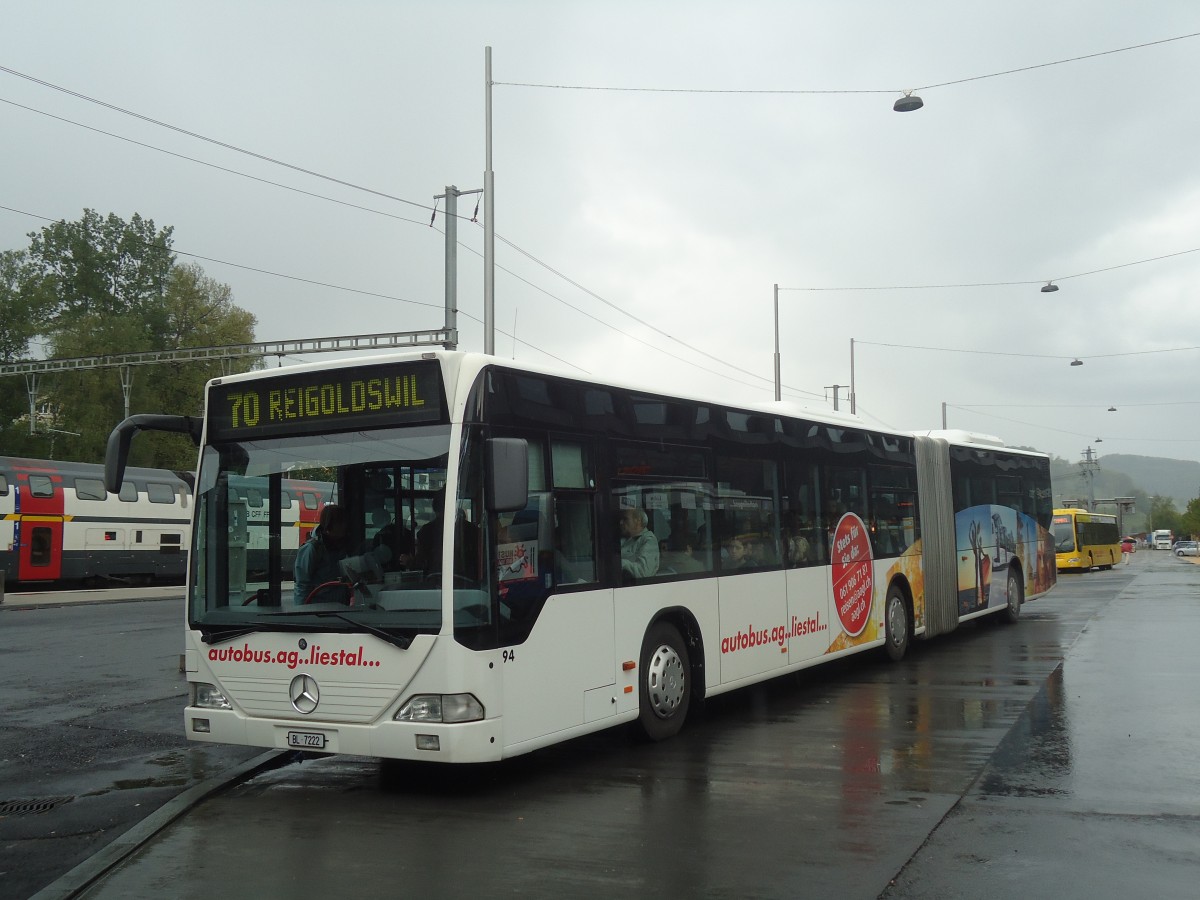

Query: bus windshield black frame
190;424;456;637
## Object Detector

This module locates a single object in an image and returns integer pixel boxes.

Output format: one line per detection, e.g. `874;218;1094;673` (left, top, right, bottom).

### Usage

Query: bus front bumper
185;707;505;764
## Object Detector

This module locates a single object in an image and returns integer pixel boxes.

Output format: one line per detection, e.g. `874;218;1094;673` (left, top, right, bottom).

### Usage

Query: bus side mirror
105;414;202;494
487;438;528;513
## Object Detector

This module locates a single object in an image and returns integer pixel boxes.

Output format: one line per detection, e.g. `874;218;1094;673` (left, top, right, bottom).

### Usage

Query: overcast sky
3;1;1199;463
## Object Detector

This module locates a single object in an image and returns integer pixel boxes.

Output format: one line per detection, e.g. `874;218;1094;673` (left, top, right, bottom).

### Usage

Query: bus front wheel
884;584;910;662
637;622;691;741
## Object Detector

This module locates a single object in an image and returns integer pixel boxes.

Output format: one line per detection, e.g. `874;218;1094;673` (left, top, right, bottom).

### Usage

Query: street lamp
1070;358;1084;366
1041;281;1059;293
893;92;923;112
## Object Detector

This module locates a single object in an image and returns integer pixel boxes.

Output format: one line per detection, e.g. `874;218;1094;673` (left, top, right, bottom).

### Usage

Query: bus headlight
192;683;233;710
395;693;484;723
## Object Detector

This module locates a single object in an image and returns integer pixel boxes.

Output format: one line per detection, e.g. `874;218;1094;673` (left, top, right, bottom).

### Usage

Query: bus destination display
208;361;446;440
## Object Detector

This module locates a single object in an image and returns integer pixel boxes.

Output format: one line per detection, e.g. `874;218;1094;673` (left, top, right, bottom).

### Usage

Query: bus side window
784;460;822;566
824;466;867;526
550;440;596;585
659;489;712;576
496;440;550;598
868;466;918;558
714;456;781;570
553;496;596;584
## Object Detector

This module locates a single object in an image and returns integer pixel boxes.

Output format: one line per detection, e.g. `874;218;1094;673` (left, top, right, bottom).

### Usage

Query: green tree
1149;495;1183;535
0;250;36;440
24;209;174;327
1180;497;1200;540
2;211;258;468
0;249;41;361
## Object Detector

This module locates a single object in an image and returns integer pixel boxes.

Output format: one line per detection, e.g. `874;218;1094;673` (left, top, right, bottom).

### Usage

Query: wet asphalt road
0;591;263;900
7;551;1200;899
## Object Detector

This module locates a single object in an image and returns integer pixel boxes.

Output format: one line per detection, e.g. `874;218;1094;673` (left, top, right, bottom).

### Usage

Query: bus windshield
1050;514;1076;552
189;424;489;641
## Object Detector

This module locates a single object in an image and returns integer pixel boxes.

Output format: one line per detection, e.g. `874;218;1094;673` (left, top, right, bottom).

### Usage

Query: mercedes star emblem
289;674;320;714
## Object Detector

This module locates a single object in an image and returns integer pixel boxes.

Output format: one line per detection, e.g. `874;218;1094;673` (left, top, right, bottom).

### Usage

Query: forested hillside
1049;452;1200;534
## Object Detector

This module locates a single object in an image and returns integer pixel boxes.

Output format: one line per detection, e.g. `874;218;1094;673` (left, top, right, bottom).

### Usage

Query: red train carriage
0;456;191;586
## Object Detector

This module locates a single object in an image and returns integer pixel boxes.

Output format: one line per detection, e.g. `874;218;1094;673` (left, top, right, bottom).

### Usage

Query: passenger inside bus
660;529;704;574
416;488;482;581
618;506;659;581
783;511;812;565
721;535;750;570
293;504;350;603
371;508;415;571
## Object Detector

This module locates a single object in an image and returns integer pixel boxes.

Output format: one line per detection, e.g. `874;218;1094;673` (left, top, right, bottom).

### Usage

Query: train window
30;527;52;566
75;478;107;501
119;482;138;502
29;475;54;498
301;493;319;510
0;475;8;495
147;483;177;504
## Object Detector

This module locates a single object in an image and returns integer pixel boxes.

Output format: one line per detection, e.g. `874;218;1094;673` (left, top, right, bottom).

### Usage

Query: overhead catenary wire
0;97;440;229
5;59;1196;388
492;31;1200;95
4;46;1197;412
0;64;440;217
0;80;819;398
0;204;592;374
2;200;814;399
854;338;1200;364
5;56;1196;343
778;246;1200;292
946;405;1200;446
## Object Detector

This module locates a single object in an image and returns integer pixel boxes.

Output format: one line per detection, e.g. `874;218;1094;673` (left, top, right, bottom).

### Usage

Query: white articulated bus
105;350;1057;763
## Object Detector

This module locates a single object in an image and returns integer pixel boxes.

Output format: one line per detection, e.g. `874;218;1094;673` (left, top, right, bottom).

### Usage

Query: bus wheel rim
887;594;906;646
647;643;686;719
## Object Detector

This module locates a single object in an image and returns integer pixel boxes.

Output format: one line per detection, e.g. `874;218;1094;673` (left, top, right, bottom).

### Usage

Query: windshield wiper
311;611;412;651
201;626;259;645
199;618;351;644
200;610;414;651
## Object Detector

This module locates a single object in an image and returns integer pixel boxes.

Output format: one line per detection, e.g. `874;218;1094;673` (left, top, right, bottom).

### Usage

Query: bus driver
294;504;349;603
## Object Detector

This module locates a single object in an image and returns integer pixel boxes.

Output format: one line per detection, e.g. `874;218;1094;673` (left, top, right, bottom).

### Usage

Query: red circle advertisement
831;512;874;637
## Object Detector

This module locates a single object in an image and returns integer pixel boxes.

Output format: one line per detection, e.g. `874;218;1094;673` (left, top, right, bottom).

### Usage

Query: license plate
287;730;327;749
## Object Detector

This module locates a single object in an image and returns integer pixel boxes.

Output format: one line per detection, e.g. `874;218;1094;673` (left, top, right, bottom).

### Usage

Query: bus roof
204;350;1040;456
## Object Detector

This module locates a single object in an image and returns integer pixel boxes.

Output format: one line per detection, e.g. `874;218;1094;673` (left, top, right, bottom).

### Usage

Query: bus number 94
502;649;517;663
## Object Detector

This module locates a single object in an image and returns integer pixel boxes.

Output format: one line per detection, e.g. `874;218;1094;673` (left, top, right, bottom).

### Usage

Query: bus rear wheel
637;622;691;741
1004;568;1023;624
884;584;910;662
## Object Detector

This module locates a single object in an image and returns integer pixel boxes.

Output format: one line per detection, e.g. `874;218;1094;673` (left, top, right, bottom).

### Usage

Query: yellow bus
1051;508;1121;571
